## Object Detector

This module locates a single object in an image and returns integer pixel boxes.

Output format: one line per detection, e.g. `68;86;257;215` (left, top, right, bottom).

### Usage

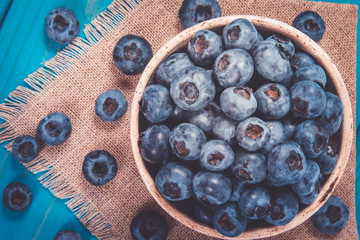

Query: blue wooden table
0;0;358;239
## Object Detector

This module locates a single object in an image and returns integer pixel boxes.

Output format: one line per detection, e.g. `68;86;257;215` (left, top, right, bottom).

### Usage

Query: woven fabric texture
0;0;357;239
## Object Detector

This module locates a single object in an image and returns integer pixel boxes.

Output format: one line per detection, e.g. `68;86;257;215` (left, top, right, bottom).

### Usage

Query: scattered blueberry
3;182;32;212
231;150;266;184
200;140;234;172
293;11;325;42
45;7;80;44
53;230;82;240
113;34;153;75
95;89;128;122
12;135;40;162
293;120;329;158
156;53;194;87
169;123;206;160
192;171;232;206
291;64;327;88
254;83;291;120
290;80;326;119
186;101;221;133
188;29;223;68
170;66;215;111
235;117;270;152
263;189;299;226
213;49;254;88
311;195;349;234
130;209;168;240
238;186;271;220
267;141;307;185
82;150;118;186
319;92;343;136
156;162;193;201
179;0;221;29
139;125;170;164
213;203;247;237
223;18;258;51
139;84;173;123
290;51;315;72
220;86;257;121
37;112;72;146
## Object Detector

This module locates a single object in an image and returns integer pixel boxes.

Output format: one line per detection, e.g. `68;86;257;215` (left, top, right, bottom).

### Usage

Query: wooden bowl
130;15;353;239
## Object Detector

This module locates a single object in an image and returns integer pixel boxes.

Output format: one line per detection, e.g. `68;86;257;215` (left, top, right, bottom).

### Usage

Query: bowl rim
130;15;353;239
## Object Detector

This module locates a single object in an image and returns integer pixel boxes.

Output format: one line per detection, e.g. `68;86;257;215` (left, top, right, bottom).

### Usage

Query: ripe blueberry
37;112;72;146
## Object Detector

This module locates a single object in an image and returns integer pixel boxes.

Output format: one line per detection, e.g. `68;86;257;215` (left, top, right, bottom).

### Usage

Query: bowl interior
130;15;353;239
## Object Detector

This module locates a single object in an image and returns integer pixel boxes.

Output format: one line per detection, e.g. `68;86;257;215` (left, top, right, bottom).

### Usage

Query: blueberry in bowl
131;15;352;239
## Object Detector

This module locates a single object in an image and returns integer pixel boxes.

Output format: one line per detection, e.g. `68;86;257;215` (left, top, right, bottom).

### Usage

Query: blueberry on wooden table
82;150;118;186
95;89;128;122
45;7;80;44
311;195;349;234
53;230;82;240
37;112;72;146
12;135;40;162
213;203;247;237
179;0;221;29
293;11;325;42
130;210;168;240
3;182;32;212
113;35;153;75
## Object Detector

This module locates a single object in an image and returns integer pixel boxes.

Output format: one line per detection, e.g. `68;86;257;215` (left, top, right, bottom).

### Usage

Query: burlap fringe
0;0;142;239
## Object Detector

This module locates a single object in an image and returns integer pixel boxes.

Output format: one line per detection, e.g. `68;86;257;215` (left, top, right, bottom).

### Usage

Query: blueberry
229;178;247;202
192;171;232;205
130;209;168;240
319;92;343;136
169;123;206;160
264;172;287;188
231;150;266;184
246;70;267;91
194;202;214;225
264;34;296;59
290;80;326;119
261;121;286;154
212;113;238;146
292;160;322;196
139;84;173;123
254;83;291;120
82;150;118;186
45;7;80;44
2;182;32;212
267;141;307;185
311;195;349;234
238;186;271;220
223;18;258;51
179;0;221;29
293;120;329;158
293;11;325;42
187;30;223;68
95;89;128;122
252;41;293;85
53;230;82;240
252;32;264;51
156;162;193;201
213;49;254;88
280;114;301;140
12;135;40;162
113;35;153;75
37;112;72;146
139;125;170;164
263;189;299;226
168;106;187;126
186;101;221;133
156;53;194;87
316;136;339;175
290;51;316;72
200;140;234;172
213;203;247;237
235;117;270;152
291;64;327;88
297;185;321;205
170;66;215;111
220;86;257;121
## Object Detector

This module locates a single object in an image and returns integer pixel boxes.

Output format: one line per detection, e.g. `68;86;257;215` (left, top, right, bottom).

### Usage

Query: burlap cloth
0;0;357;239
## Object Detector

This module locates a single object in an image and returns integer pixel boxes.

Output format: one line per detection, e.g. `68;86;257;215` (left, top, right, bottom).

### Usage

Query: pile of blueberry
137;14;348;238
